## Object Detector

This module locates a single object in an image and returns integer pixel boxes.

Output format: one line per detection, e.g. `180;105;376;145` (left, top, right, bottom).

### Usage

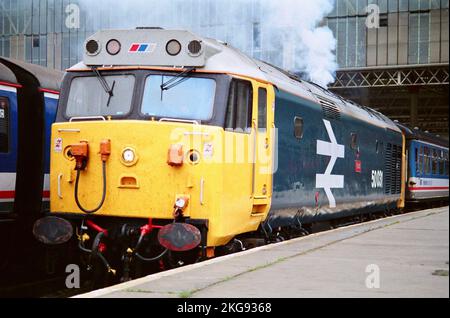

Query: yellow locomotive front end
52;119;235;245
36;29;275;278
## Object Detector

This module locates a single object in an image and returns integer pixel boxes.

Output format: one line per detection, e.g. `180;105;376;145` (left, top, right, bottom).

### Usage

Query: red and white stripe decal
0;81;22;89
409;186;449;191
0;83;19;93
0;173;16;202
408;177;449;192
39;88;60;100
0;191;50;199
0;191;15;199
0;173;50;202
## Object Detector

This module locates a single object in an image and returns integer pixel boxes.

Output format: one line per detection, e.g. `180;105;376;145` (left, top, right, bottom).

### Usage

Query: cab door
0;94;17;214
252;82;275;208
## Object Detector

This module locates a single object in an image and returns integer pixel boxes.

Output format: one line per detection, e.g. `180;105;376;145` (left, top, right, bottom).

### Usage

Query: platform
77;207;449;298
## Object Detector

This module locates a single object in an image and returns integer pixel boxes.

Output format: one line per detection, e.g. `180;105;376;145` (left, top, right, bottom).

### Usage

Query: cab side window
225;80;253;133
0;97;9;153
258;88;267;132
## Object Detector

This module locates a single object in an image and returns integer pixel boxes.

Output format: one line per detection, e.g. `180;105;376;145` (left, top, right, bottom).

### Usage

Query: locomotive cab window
225;79;253;133
141;75;216;121
0;97;9;153
66;74;135;118
294;116;304;140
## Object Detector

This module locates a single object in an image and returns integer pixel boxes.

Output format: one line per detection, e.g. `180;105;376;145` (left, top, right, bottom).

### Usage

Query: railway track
0;203;447;298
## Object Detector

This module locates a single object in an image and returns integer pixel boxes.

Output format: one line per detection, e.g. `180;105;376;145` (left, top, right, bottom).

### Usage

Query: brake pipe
86;219;108;236
140;218;163;236
133;219;168;262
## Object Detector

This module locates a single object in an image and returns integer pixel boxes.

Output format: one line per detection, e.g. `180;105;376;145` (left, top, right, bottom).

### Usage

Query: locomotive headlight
166;39;182;56
121;147;138;166
106;39;121;55
123;149;135;162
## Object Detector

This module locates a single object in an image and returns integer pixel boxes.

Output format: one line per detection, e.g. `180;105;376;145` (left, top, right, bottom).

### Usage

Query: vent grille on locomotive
317;96;341;121
385;143;402;195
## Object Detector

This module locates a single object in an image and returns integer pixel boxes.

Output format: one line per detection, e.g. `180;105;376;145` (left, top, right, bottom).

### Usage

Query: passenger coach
397;124;449;202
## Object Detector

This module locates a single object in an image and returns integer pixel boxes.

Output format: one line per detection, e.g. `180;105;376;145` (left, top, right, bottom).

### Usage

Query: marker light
106;39;121;55
175;197;187;209
86;39;100;56
166;39;182;56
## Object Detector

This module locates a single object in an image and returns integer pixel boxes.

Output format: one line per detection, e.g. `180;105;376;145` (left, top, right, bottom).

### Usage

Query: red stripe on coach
409;187;449;191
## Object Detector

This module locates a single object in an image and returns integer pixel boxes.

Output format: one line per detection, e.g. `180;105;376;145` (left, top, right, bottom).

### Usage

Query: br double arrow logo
316;119;345;208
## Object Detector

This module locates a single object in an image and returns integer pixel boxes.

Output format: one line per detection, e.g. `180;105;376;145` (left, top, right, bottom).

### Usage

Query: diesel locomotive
32;29;449;280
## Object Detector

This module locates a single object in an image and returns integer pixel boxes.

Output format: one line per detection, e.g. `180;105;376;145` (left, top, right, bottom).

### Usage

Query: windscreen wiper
92;67;116;107
160;67;196;91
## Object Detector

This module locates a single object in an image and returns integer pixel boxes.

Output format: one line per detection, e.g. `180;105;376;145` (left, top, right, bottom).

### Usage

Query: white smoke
76;0;337;87
262;0;337;87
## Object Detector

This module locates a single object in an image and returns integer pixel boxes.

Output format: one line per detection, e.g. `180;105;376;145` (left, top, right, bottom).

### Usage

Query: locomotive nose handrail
57;173;63;199
159;118;200;125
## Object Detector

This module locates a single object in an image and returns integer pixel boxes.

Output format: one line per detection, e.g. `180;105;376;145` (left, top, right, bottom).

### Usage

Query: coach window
0;97;9;153
445;152;449;176
225;80;253;133
432;149;438;175
415;147;419;174
439;150;445;175
418;147;423;174
424;147;430;175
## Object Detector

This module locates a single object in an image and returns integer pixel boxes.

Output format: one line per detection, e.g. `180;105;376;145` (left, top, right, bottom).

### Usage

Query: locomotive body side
268;88;404;228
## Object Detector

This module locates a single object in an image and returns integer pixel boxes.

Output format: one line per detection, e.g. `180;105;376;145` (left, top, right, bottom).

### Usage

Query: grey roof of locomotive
68;28;401;133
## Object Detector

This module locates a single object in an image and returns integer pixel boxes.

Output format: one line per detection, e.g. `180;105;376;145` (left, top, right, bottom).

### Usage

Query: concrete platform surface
77;207;449;298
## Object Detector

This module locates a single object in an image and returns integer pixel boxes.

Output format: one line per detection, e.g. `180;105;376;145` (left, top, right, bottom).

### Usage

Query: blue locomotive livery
270;86;404;228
